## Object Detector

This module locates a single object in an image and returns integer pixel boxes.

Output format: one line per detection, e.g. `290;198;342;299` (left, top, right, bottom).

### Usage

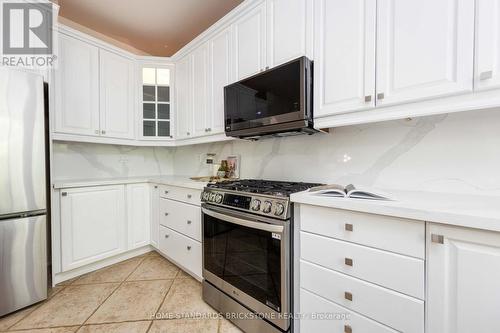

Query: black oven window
204;214;282;311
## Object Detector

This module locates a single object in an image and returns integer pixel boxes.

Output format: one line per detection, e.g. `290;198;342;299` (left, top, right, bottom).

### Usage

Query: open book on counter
308;184;392;201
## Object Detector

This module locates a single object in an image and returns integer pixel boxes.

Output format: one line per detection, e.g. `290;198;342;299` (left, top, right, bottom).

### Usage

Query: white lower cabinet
300;289;398;333
159;225;202;278
126;183;151;249
150;184;160;249
298;204;425;333
60;185;127;271
427;223;500;333
156;185;203;279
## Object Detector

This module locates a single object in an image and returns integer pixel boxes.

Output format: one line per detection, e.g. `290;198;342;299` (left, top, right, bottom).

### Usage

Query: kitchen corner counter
52;175;208;190
291;190;500;233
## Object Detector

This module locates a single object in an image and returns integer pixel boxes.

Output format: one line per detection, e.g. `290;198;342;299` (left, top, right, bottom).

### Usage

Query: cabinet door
427;223;500;333
175;56;193;139
150;184;160;249
126;183;150;250
209;27;233;134
267;0;311;67
60;185;126;271
192;43;210;137
474;0;500;91
55;34;100;136
234;2;266;80
376;0;474;107
99;49;135;139
314;0;376;117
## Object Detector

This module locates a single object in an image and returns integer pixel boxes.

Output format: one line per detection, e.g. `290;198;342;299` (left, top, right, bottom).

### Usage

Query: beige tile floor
0;251;242;333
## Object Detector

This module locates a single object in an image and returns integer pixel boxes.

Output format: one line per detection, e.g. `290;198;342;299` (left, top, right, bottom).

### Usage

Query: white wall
169;109;500;196
52;142;173;180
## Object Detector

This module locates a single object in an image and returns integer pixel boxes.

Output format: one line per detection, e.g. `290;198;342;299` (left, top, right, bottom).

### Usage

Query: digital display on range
223;194;252;209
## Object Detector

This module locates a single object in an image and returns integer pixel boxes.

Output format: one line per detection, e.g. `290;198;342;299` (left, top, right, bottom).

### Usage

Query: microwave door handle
202;207;284;234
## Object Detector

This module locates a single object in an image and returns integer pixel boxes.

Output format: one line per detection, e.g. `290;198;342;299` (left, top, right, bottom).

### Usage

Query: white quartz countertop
291;190;500;232
52;175;208;190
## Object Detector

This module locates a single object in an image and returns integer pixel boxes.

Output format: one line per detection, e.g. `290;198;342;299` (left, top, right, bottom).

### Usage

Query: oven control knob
215;193;223;203
263;201;273;214
251;199;261;211
202;192;210;201
209;193;216;201
274;203;285;216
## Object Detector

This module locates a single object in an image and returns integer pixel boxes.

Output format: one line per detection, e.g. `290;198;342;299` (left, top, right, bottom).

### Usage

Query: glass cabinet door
141;67;172;138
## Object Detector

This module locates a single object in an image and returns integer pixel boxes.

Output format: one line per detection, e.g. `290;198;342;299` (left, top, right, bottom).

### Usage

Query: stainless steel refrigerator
0;68;48;316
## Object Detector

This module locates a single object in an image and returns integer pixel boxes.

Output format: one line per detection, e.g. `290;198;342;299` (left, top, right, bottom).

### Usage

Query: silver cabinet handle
480;70;493;80
187;194;192;199
345;223;353;232
187;132;190;136
154;185;158;189
345;258;353;266
344;292;353;301
164;212;169;216
364;95;372;102
208;128;212;132
101;130;106;135
164;190;169;194
377;93;385;100
187;246;192;250
344;325;352;333
431;234;444;244
164;234;169;238
61;192;67;197
187;220;192;224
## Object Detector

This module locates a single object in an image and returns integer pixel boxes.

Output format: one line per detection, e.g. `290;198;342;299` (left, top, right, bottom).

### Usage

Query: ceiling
58;0;243;56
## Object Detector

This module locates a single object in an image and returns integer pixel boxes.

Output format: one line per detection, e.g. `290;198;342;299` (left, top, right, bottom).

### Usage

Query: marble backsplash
169;108;500;196
52;142;173;180
53;108;500;196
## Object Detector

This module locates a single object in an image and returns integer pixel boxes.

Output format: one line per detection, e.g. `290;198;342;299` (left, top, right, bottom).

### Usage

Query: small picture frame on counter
226;155;240;179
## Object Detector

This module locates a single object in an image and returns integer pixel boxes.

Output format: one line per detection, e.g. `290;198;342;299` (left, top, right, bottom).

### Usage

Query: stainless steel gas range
201;180;322;333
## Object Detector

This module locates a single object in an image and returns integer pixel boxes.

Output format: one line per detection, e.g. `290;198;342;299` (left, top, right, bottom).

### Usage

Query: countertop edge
52;176;208;190
291;191;500;233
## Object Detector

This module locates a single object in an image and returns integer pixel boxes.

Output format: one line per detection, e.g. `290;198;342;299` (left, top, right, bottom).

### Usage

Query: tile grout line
74;252;152;332
145;268;180;333
4;281;72;331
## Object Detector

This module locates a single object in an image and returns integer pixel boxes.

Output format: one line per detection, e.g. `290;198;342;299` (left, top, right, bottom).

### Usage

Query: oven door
202;204;290;331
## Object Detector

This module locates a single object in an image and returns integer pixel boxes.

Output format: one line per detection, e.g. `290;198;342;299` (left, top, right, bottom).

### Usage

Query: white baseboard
53;245;153;286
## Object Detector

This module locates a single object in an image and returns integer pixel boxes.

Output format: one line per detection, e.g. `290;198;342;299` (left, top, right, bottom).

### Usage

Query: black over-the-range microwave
224;56;317;139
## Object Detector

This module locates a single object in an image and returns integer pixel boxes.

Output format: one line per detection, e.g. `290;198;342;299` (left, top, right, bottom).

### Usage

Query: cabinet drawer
300;288;398;333
301;232;424;299
300;205;425;258
158;184;201;206
301;260;424;333
159;226;202;278
159;199;201;241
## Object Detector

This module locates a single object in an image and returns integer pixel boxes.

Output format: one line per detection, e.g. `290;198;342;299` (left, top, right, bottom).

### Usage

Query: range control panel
201;189;290;219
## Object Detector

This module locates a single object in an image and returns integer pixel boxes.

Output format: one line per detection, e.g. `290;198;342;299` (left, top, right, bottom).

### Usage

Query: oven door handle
202;207;284;234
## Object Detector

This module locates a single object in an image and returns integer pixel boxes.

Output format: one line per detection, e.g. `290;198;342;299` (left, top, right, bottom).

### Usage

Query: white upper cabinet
209;27;233;134
474;0;500;91
233;2;267;80
314;0;376;117
376;0;475;107
99;49;135;139
192;43;210;137
126;183;150;249
427;223;500;333
55;34;100;136
175;55;193;139
267;0;312;68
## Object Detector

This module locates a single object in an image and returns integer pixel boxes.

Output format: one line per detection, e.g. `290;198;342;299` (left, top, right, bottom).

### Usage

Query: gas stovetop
202;179;323;219
207;179;323;197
